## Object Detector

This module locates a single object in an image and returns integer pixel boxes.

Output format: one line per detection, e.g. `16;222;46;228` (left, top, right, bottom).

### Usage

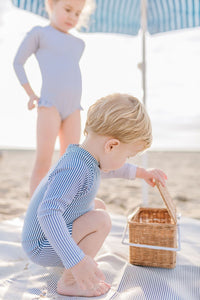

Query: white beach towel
0;214;200;300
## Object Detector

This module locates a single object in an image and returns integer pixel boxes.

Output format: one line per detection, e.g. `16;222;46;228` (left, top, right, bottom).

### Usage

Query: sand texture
0;149;199;221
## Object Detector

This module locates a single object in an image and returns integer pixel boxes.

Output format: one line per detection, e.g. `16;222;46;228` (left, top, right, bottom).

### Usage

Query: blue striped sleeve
101;163;137;180
13;26;40;85
37;164;86;269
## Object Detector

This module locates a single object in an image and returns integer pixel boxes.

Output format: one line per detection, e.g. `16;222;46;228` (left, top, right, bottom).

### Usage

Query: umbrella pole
141;0;148;206
141;0;146;107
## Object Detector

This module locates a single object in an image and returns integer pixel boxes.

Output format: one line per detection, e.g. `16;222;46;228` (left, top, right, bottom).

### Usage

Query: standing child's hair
84;93;152;149
45;0;96;29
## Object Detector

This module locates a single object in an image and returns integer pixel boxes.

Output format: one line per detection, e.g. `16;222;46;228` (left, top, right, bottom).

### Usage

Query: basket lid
156;182;177;224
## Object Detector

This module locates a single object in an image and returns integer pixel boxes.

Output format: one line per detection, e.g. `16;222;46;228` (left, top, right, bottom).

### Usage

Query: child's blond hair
45;0;95;29
77;0;95;30
84;93;152;150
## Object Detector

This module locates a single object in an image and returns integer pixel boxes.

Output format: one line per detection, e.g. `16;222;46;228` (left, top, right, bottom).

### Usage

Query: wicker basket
122;182;180;269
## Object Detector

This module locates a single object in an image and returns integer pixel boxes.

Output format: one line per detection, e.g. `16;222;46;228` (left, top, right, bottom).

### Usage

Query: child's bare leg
94;198;106;210
30;107;61;196
57;209;112;297
59;109;81;156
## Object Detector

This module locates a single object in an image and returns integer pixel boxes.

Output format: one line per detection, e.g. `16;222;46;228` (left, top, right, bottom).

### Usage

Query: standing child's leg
57;209;112;297
30;106;61;196
59;109;81;156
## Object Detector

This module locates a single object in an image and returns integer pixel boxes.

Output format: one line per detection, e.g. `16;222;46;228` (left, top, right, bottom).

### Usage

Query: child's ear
105;139;120;153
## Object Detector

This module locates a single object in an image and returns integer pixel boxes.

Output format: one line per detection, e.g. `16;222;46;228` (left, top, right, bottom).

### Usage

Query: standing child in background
13;0;94;196
22;93;167;297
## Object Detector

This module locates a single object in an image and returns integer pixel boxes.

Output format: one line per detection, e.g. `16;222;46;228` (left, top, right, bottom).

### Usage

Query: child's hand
70;255;107;290
136;167;167;187
28;94;39;110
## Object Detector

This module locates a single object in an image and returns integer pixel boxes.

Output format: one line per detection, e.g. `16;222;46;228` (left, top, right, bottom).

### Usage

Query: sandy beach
0;149;200;222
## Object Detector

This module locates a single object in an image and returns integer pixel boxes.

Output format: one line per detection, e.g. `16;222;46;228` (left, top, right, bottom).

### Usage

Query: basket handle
121;215;181;252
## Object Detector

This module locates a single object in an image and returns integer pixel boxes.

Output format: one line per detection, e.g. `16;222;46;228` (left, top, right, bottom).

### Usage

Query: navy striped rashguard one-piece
22;144;137;269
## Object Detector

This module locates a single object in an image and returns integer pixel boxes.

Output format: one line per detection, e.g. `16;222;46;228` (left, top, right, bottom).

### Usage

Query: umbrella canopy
12;0;200;35
82;0;200;35
12;0;48;18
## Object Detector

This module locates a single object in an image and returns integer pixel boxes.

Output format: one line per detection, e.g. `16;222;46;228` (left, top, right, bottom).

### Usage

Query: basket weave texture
129;183;177;269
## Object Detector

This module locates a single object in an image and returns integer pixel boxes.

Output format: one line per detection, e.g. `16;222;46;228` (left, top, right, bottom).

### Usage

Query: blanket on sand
0;214;200;299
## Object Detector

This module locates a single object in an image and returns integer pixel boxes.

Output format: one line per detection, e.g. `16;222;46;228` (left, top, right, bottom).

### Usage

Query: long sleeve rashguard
22;144;137;269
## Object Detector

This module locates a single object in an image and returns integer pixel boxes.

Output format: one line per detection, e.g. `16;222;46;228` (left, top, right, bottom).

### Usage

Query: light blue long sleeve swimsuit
13;25;85;120
22;144;137;269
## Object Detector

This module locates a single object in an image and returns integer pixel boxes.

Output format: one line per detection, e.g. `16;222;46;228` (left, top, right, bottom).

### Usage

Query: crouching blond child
22;93;167;297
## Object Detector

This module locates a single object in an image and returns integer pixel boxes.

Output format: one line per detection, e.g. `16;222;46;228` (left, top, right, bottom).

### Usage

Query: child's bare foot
57;277;110;297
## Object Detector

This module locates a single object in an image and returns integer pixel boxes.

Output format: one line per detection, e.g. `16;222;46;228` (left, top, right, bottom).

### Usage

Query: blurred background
0;0;200;151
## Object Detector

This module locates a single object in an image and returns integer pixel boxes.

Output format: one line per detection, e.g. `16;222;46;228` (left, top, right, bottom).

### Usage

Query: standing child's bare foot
57;276;110;297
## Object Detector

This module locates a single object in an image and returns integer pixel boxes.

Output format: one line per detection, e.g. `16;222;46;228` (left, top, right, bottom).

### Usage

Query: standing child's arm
22;83;39;110
13;27;40;109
